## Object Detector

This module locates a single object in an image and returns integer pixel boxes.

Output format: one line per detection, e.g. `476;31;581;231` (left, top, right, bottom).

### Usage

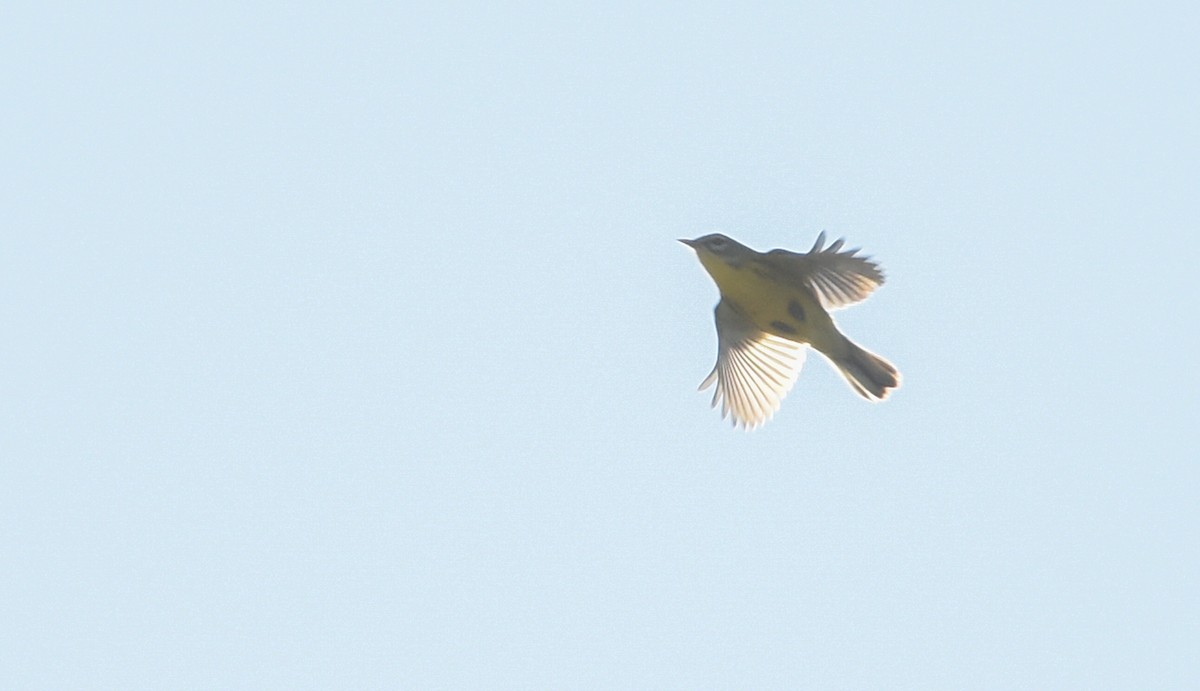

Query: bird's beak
678;238;697;248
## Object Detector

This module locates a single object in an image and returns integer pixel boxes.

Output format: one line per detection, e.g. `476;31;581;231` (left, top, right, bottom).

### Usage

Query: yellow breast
698;252;835;348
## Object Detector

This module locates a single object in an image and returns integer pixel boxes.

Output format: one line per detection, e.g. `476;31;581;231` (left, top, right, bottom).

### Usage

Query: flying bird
681;232;900;428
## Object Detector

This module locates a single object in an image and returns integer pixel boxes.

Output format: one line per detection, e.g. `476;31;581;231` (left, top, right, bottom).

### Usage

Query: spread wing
767;231;885;309
700;300;807;429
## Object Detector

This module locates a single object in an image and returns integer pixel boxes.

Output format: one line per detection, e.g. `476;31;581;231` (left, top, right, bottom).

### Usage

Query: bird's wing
701;299;807;429
767;231;885;309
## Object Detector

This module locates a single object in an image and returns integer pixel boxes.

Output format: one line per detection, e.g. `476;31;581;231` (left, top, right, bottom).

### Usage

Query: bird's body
693;249;842;353
681;232;899;428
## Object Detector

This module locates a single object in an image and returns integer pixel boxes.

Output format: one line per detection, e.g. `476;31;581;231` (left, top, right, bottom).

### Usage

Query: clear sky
4;1;1197;688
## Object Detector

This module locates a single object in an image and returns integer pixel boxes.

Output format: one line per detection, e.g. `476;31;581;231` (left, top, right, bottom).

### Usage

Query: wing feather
769;231;886;309
700;300;807;429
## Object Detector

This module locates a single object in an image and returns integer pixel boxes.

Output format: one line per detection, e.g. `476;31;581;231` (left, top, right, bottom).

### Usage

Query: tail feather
832;340;900;401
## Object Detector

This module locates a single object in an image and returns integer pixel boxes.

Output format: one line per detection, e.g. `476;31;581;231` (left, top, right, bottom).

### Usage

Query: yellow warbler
681;232;900;428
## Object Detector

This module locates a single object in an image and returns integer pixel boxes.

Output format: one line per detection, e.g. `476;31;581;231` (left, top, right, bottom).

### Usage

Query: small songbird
680;232;900;429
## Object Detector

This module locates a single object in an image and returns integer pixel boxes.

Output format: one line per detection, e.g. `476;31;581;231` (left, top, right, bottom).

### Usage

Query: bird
680;232;900;428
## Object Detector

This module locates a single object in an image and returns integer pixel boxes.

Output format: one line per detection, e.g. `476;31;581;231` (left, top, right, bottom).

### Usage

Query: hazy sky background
4;1;1197;688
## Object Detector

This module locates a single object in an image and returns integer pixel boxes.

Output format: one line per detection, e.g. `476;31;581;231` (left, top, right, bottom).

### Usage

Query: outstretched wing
767;231;885;309
700;299;807;429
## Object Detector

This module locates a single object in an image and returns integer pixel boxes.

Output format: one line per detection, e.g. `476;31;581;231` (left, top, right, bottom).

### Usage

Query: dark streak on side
770;320;798;335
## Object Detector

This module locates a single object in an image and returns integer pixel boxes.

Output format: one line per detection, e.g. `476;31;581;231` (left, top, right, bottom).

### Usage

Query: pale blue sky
3;1;1198;688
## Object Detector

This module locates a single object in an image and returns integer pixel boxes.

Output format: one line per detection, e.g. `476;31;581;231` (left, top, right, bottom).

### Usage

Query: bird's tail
830;338;900;401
